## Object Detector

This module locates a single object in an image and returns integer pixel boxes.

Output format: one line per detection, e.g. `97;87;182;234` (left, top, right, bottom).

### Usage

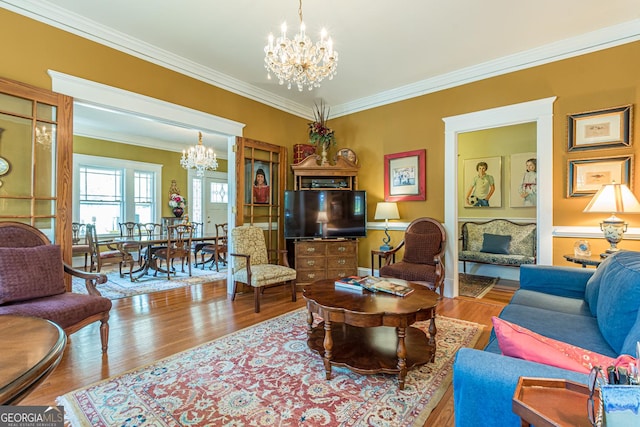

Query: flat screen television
284;190;367;239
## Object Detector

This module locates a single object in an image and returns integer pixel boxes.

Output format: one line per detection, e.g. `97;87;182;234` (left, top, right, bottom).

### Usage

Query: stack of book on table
334;275;414;297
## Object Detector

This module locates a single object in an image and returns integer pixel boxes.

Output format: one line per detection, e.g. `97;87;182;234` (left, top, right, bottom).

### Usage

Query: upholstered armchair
378;217;447;298
230;225;297;313
0;221;112;352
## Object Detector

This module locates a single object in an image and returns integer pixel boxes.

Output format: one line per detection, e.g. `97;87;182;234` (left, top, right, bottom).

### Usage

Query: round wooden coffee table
0;315;67;405
303;279;438;390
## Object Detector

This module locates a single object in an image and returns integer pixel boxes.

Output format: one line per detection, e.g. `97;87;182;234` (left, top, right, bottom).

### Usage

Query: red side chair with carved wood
0;221;112;352
378;217;447;298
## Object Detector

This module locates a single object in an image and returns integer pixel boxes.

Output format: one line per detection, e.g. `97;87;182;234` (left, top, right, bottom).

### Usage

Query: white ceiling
3;0;640;154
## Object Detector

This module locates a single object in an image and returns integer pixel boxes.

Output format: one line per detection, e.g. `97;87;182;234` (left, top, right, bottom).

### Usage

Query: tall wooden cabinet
290;155;360;285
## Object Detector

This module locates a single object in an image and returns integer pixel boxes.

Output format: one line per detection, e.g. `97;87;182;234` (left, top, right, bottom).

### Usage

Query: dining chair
71;222;91;271
118;222;143;264
86;223;134;279
199;223;228;271
230;225;297;313
153;224;193;280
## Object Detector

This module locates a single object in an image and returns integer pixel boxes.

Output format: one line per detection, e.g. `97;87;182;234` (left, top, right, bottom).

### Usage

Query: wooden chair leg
231;280;238;301
100;318;109;353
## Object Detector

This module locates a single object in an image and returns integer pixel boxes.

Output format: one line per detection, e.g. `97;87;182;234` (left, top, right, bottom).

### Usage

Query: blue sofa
453;251;640;427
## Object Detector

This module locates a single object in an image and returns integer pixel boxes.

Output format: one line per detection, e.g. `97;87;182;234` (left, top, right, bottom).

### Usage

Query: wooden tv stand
294;239;358;285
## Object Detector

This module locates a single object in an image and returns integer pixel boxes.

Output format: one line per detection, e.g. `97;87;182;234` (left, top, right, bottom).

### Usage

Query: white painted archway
442;97;556;298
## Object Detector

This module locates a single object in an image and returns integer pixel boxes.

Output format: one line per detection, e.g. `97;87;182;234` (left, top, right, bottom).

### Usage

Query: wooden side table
563;254;603;268
512;377;594;427
371;249;395;275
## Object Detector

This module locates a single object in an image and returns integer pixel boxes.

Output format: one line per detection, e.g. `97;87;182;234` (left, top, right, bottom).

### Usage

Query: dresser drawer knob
338;247;346;252
306;260;315;266
306;247;316;253
338;259;346;265
307;273;315;279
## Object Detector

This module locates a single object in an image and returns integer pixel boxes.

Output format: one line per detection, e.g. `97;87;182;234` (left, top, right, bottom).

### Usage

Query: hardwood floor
21;279;514;426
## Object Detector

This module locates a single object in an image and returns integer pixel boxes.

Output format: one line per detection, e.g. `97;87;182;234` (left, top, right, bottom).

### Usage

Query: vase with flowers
169;193;186;217
308;100;336;165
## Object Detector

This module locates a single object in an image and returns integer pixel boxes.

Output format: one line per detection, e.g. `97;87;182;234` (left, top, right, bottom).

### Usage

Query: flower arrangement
168;193;186;209
308;100;335;149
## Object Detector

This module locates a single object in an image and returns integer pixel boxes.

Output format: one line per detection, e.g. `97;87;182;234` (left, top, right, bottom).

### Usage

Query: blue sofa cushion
481;233;511;254
596;251;640;354
584;254;614;316
496;304;616;357
510;289;592;317
519;264;593;299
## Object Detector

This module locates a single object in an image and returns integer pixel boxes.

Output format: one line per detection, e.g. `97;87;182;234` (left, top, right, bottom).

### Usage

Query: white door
204;175;228;235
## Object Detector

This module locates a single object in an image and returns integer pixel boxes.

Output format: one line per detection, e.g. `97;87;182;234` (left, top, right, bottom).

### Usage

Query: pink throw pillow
491;316;626;374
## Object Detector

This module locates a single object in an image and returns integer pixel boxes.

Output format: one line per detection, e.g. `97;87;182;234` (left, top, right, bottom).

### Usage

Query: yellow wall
4;8;640;269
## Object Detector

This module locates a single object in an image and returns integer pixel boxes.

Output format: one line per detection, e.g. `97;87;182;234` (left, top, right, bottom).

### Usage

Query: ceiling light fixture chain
264;0;338;91
180;131;218;176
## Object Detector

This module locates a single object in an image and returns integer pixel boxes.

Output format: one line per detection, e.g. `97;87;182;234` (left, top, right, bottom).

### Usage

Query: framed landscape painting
567;155;633;197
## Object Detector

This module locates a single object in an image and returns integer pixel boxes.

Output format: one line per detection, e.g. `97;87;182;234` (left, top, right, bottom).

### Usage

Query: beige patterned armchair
230;225;297;313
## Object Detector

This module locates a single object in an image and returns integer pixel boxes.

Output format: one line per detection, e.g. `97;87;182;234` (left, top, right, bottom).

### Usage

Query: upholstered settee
459;219;536;272
452;251;640;427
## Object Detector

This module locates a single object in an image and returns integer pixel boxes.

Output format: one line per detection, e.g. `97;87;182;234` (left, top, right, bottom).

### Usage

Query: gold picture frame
567;104;632;151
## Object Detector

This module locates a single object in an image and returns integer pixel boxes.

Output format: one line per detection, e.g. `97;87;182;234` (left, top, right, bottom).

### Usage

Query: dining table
114;232;219;281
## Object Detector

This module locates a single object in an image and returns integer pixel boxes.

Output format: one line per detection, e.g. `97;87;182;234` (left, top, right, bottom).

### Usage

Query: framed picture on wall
567;105;633;151
567;155;633;197
463;156;502;208
510;152;537;208
245;160;271;204
383;149;426;201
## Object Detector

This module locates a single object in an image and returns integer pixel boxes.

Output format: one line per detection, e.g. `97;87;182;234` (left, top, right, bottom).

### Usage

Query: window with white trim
73;154;162;234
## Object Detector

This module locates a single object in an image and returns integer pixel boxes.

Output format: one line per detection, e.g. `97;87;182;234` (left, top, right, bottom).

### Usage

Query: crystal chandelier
264;0;338;91
180;132;218;176
35;125;54;150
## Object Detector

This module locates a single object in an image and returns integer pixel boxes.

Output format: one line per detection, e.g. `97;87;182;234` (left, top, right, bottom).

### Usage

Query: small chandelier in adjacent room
180;132;218;176
35;124;54;150
264;0;338;91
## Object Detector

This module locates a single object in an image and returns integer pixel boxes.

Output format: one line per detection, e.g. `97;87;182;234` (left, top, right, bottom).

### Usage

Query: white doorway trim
442;97;556;298
49;70;244;295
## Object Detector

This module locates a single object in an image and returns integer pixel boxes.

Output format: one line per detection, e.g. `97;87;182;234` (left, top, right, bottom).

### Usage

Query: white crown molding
332;19;640;117
3;1;640;118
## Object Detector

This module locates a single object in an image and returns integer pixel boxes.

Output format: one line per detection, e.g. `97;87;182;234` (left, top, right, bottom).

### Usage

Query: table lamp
374;202;400;251
583;182;640;254
316;211;329;238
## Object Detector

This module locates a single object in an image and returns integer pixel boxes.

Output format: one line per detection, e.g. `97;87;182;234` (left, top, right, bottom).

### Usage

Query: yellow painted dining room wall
4;8;640;270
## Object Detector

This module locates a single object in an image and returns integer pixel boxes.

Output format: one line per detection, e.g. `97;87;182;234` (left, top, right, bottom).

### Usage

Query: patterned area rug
71;265;227;300
58;308;482;426
459;273;499;298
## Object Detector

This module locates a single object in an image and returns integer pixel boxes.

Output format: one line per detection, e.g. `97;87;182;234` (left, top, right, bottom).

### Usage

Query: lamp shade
583;183;640;214
374;202;400;220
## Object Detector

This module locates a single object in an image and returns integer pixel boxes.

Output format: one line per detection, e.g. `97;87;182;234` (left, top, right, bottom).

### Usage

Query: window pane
192;178;202;223
80;202;121;234
210;182;228;203
80;167;122;202
134;171;154;223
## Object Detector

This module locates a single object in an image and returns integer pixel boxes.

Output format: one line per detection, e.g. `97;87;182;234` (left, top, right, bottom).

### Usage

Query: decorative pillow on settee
491;317;635;373
0;245;66;304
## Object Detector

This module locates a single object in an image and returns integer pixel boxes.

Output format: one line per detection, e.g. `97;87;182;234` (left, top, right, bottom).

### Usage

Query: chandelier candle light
264;0;338;91
180;132;218;177
583;182;640;255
